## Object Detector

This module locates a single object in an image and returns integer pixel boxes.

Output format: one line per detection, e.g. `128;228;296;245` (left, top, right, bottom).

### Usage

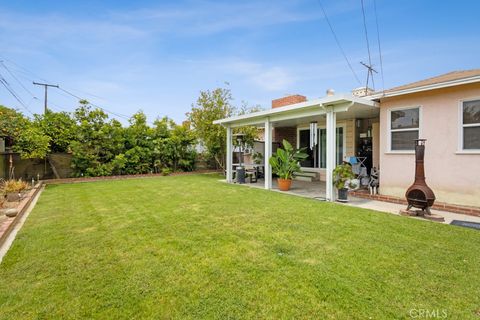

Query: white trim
264;118;272;190
213;94;378;127
325;108;336;202
387;105;422;152
296;123;347;170
226;126;233;183
455;151;480;155
458;97;480;153
368;75;480;100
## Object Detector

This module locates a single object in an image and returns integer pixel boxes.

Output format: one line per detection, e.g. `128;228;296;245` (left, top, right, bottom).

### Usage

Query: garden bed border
43;169;223;185
0;182;44;250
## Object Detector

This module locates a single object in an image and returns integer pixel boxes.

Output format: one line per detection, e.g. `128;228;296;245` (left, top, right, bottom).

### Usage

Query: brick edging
350;191;480;217
44;170;222;185
0;182;44;248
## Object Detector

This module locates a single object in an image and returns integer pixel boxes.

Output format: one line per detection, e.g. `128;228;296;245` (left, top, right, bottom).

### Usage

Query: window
389;107;420;151
298;127;344;168
461;99;480;150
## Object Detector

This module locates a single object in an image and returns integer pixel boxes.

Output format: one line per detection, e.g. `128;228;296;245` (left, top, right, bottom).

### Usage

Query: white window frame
457;98;480;154
296;123;347;171
387;105;422;154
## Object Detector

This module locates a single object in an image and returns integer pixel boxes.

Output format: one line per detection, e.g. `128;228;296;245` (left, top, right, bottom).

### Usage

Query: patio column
226;125;233;183
264;118;272;189
325;107;336;201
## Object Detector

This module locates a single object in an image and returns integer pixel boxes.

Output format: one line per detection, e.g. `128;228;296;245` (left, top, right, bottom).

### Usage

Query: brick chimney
272;94;307;109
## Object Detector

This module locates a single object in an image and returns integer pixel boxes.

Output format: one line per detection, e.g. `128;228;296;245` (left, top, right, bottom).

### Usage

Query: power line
0;57;130;120
0;60;38;99
58;87;131;120
360;0;375;90
373;0;385;92
360;0;373;67
0;56;166;123
0;73;34;115
316;0;362;85
0;57;48;82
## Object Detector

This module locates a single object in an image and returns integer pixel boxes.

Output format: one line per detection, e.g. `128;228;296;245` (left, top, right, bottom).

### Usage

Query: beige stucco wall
379;83;480;207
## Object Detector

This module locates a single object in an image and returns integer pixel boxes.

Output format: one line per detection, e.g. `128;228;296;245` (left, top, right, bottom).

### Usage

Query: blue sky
1;0;479;123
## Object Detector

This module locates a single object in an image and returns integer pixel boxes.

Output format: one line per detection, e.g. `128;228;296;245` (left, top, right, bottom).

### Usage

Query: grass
0;174;479;319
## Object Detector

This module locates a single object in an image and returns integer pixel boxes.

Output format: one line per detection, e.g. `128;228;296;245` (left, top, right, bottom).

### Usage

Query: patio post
325;107;336;201
264;118;272;189
226;125;233;183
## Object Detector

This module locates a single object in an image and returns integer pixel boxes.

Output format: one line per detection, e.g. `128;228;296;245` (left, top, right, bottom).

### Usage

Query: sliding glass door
298;127;344;169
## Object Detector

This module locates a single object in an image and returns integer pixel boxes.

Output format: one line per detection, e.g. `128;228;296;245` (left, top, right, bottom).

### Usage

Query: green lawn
0;174;479;319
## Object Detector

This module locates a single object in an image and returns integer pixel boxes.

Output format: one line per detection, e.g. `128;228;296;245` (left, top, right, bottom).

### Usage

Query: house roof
369;69;480;99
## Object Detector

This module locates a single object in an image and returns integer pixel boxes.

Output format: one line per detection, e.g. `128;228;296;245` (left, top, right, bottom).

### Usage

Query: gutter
367;75;480;101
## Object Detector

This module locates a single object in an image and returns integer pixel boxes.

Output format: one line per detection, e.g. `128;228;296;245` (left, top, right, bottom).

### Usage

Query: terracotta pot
277;178;292;191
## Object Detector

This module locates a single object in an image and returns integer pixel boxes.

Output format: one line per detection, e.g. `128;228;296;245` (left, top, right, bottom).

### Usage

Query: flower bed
0;183;43;248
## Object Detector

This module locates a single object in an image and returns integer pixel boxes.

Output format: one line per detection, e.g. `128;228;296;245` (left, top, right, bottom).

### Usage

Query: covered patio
214;93;379;202
241;178;327;199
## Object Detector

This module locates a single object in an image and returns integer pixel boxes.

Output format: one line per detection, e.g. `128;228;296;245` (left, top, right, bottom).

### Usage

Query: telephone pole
33;82;59;114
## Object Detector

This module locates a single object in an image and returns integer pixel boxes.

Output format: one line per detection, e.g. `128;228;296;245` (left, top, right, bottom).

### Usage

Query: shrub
1;179;30;194
161;168;172;176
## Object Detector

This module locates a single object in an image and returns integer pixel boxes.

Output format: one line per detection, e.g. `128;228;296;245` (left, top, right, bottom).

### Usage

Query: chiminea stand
399;139;444;222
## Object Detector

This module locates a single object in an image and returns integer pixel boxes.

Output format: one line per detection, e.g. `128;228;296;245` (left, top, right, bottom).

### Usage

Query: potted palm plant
333;163;356;202
269;139;308;191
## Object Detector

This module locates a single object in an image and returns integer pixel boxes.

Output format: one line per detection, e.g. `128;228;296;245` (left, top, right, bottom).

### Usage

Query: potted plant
269;139;308;191
333;163;356;202
252;152;263;165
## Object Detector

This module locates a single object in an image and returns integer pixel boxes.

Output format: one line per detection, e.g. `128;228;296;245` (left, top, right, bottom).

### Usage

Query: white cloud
252;67;294;91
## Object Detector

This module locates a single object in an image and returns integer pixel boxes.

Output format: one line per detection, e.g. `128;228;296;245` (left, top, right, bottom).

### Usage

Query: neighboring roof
369;69;480;99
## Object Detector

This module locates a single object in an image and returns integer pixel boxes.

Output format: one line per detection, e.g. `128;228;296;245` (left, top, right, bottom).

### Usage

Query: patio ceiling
213;94;379;128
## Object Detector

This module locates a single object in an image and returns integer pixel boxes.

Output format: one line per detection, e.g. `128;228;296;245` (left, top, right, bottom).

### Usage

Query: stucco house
214;70;480;209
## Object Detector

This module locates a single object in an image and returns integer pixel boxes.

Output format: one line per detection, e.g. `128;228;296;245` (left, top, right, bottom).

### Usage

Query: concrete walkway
229;179;480;226
344;196;480;224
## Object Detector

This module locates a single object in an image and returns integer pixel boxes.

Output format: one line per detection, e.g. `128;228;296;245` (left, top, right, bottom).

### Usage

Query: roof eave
368;75;480;101
213;94;376;126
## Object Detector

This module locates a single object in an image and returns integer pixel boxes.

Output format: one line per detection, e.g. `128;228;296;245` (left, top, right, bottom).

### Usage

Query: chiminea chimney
405;139;436;214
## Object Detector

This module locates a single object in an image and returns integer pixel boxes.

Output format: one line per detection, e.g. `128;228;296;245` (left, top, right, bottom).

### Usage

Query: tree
122;111;155;174
0;105;28;148
70;101;122;176
33;110;77;153
0;105;50;159
14;125;50;159
187;87;261;170
152;117;196;172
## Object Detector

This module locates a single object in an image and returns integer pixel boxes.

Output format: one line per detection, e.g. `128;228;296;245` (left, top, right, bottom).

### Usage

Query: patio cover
213;94;378;201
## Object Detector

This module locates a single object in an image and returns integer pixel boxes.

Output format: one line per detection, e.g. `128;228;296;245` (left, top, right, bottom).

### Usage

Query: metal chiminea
405;139;436;214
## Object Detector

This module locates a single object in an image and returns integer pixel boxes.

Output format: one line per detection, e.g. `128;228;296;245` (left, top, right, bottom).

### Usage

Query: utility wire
360;0;375;90
0;56;167;123
373;0;385;92
316;0;362;85
0;57;129;120
360;0;373;67
58;87;131;120
0;57;48;82
0;73;34;115
1;61;39;100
